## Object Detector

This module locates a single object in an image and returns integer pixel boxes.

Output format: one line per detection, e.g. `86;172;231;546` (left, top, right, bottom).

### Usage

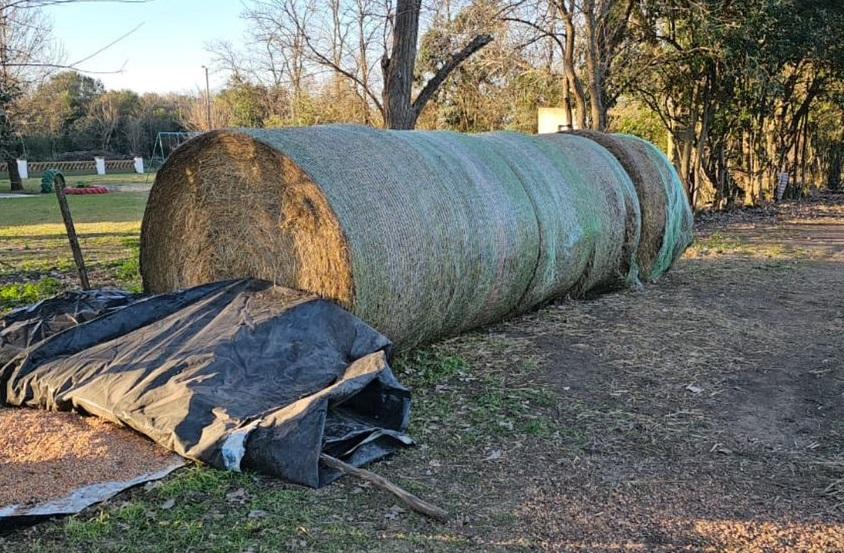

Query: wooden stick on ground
53;173;90;290
319;454;449;522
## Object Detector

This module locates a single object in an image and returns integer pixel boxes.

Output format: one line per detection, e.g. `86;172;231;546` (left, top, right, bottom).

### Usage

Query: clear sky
46;0;247;94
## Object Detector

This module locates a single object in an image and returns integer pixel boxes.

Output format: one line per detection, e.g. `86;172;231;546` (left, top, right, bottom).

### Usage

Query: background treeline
4;0;844;210
17;72;187;160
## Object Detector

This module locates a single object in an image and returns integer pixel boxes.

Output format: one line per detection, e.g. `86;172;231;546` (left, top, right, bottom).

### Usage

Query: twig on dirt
319;454;449;522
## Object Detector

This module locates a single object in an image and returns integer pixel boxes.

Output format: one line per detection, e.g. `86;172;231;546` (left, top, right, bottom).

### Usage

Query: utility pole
202;65;211;130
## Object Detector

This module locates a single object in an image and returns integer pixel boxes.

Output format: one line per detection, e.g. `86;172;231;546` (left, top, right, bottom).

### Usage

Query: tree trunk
381;0;491;130
582;0;606;130
828;149;842;190
6;157;21;191
559;7;587;129
561;79;573;130
798;113;810;197
382;0;422;130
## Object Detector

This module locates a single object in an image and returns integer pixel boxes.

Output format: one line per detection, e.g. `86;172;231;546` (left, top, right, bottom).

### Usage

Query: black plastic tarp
0;279;411;488
0;289;137;367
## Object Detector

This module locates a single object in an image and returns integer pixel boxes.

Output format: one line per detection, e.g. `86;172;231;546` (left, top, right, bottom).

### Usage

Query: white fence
2;157;145;177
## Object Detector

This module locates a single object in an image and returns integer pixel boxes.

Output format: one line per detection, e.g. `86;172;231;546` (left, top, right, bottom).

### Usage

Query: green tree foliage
18;72;188;159
216;78;270;128
615;0;844;206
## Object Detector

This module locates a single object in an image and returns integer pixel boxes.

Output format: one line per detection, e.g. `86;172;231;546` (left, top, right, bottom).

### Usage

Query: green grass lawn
0;190;149;227
0;189;148;309
0;172;154;194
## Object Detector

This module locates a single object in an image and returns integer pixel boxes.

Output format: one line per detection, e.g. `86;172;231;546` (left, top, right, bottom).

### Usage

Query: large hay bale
615;134;694;277
141;125;683;348
477;132;640;313
567;130;694;280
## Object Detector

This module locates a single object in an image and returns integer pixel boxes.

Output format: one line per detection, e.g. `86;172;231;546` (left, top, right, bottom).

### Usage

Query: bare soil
443;192;844;551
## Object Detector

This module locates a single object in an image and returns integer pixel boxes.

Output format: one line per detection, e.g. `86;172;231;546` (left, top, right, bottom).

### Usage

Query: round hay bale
615;134;694;278
481;132;640;313
568;130;693;280
142;126;542;347
141;125;661;348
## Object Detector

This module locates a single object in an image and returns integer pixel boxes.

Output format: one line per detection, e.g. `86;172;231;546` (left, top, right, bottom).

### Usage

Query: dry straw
141;125;692;348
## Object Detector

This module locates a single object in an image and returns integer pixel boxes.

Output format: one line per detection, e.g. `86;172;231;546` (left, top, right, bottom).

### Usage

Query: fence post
53;173;91;290
95;157;106;175
134;157;144;174
16;159;28;180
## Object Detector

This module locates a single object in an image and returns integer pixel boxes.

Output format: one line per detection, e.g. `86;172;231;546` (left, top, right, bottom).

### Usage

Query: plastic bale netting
141;125;687;348
486;132;641;311
1;279;411;488
566;130;694;281
616;134;694;277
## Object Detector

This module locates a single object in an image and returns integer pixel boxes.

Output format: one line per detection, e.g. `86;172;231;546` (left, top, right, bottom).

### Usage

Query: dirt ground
400;192;844;552
1;193;842;552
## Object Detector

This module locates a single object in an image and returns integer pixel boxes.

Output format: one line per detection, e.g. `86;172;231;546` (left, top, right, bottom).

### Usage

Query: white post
776;171;789;201
16;159;28;180
95;157;106;175
133;156;144;174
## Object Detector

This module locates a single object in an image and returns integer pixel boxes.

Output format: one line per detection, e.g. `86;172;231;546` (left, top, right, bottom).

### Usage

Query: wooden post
53;174;91;290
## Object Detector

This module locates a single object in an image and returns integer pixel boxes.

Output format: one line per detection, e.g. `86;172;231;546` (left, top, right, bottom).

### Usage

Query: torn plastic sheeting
1;279;412;488
0;459;184;533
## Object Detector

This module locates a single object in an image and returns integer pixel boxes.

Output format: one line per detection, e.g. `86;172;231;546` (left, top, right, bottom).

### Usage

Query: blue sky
47;0;247;94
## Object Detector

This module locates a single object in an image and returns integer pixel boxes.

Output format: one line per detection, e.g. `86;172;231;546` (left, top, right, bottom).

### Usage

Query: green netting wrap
568;130;694;280
615;134;694;278
140;125;691;348
479;132;640;311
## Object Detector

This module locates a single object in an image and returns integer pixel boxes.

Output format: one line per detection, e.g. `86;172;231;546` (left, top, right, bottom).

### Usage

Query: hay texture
141;125;690;348
568;130;694;280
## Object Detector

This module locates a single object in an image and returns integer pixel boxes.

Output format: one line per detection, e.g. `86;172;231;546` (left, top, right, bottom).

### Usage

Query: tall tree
18;71;104;156
0;1;55;190
381;0;492;128
227;0;493;129
619;0;844;206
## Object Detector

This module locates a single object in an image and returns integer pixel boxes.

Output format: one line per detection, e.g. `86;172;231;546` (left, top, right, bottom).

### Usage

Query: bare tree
236;0;492;129
0;2;56;189
0;0;147;191
504;0;634;130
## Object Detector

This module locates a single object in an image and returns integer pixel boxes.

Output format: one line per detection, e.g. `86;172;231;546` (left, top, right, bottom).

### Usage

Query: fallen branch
319;454;449;523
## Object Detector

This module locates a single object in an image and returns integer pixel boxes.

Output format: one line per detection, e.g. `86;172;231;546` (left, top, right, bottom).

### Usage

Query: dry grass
0;220;143;310
140;131;353;306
